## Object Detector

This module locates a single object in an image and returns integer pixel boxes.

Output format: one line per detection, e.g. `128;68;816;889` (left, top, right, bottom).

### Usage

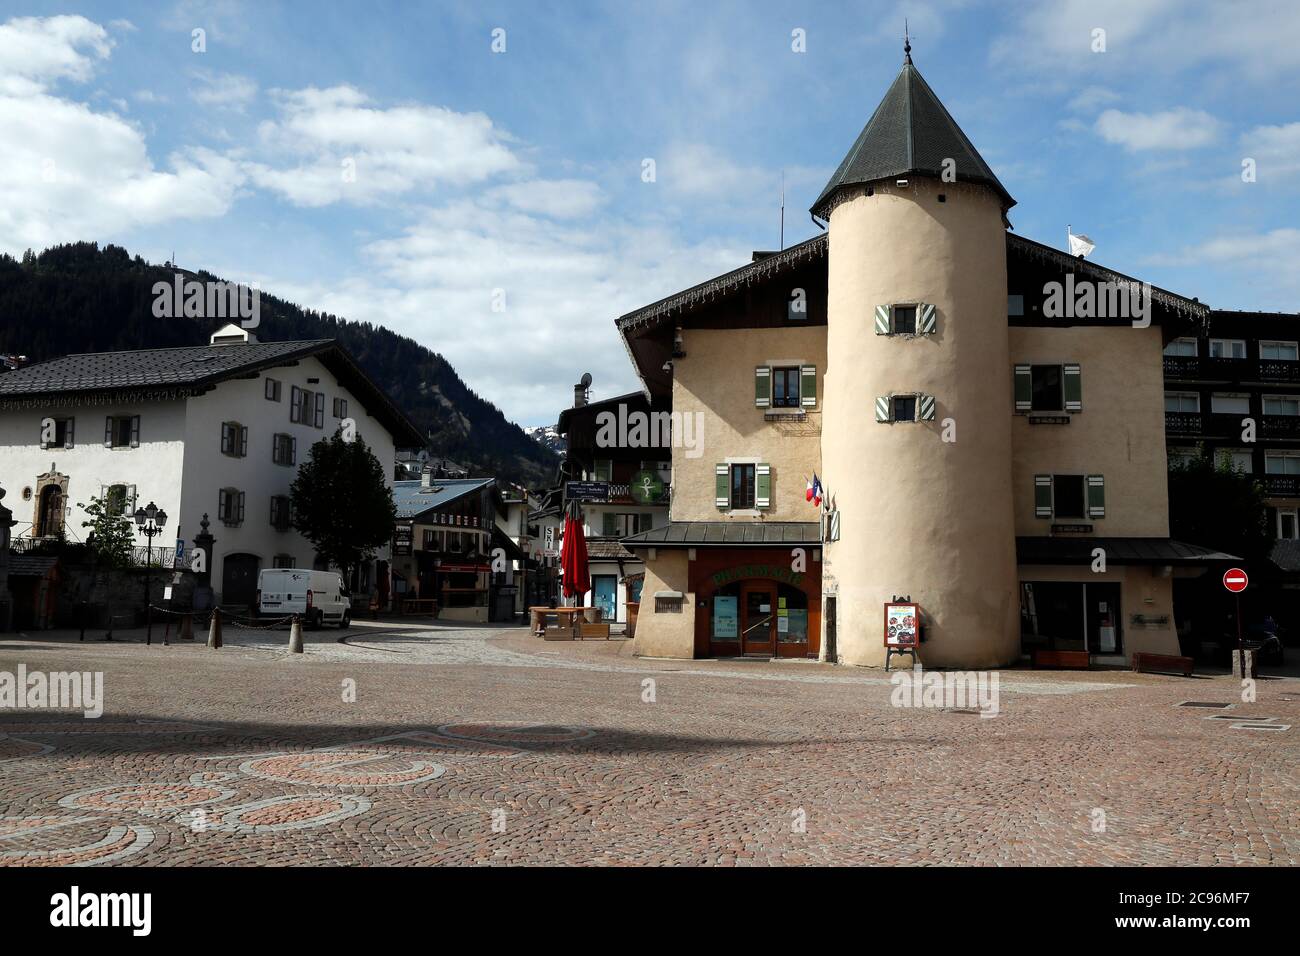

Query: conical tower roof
811;50;1014;218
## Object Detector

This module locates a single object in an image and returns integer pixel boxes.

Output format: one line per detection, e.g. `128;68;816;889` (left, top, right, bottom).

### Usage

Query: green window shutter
919;394;936;421
602;512;617;536
755;464;771;509
1014;365;1033;413
1034;475;1053;518
800;365;817;407
755;366;770;408
917;303;936;334
1063;364;1082;412
715;464;729;509
874;304;891;335
1087;475;1105;518
875;395;891;422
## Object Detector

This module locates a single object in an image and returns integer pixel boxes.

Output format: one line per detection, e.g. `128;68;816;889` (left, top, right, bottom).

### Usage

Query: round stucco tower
816;51;1019;668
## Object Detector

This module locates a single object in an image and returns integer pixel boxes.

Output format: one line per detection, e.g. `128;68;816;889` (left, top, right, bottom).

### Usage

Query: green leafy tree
79;494;135;568
290;432;397;583
1168;451;1274;564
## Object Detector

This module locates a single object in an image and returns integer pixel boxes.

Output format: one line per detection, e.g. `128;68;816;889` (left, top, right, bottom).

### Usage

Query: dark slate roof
8;555;59;576
1269;539;1300;572
0;340;331;395
0;339;426;447
393;478;494;519
811;59;1014;217
1017;537;1238;566
622;521;821;548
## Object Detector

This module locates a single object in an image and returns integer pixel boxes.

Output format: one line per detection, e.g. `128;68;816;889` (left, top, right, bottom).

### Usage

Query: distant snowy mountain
524;424;566;454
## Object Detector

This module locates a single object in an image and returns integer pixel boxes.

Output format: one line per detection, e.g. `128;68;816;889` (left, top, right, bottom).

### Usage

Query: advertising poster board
884;602;919;647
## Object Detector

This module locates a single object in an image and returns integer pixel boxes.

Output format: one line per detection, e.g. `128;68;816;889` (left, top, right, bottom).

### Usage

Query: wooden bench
1033;649;1091;669
578;622;611;641
543;625;575;641
1131;651;1194;677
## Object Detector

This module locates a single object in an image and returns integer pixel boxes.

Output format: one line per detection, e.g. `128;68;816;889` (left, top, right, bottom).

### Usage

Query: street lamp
134;502;168;644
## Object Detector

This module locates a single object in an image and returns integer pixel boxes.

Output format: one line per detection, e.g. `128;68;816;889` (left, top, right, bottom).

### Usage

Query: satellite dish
579;372;592;388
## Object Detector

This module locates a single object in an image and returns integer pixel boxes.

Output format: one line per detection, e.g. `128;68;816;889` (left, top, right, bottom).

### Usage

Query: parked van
257;568;351;629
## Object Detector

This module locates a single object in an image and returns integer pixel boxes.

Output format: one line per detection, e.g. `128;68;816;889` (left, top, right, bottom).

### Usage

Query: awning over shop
622;521;821;548
1016;536;1238;566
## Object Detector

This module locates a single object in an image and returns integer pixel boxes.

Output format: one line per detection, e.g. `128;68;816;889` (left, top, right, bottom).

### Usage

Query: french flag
806;474;823;508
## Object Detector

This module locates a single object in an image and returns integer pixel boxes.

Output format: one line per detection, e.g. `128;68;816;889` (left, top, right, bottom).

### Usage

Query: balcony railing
1164;355;1300;384
1165;411;1300;440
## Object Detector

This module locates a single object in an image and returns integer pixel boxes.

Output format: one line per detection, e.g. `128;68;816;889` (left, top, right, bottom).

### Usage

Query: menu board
885;603;918;647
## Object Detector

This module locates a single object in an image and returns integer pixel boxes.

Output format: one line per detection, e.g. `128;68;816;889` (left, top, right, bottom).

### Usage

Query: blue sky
3;1;1299;425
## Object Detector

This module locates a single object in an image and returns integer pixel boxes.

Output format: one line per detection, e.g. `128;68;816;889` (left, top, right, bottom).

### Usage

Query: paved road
1;623;1297;865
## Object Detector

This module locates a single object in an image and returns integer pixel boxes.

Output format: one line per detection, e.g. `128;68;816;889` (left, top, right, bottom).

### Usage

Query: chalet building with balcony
614;45;1232;667
1164;311;1300;533
552;382;672;624
390;473;525;622
0;324;423;610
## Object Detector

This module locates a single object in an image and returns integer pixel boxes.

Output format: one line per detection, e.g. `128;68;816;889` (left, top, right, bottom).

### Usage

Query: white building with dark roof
0;324;424;608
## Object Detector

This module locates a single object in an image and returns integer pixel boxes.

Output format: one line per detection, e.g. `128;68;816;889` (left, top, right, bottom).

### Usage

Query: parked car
1211;623;1285;667
256;568;351;629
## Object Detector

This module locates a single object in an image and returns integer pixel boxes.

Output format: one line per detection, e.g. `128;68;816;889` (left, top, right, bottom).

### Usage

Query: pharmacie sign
709;564;806;589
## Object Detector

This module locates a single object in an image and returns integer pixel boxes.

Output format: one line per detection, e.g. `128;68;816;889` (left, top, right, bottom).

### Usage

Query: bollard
207;608;223;649
180;613;194;641
289;614;304;654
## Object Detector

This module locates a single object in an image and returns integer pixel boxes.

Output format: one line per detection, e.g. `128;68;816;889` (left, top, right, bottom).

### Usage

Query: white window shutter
874;304;891;335
919;394;936;421
875;396;891;422
917;303;936;334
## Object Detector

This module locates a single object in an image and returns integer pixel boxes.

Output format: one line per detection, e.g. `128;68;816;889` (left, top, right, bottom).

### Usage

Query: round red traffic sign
1223;568;1249;593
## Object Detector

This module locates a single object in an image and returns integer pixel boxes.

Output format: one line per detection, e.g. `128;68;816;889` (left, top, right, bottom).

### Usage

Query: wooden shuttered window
876;303;936;335
314;391;325;428
715;464;729;509
800;366;817;407
1063;364;1083;412
755;464;771;509
875;394;933;422
1087;475;1105;518
1014;365;1033;413
1034;475;1053;518
754;366;771;408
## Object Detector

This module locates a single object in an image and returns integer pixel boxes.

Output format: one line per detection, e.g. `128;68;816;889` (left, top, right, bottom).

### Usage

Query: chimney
574;372;592;408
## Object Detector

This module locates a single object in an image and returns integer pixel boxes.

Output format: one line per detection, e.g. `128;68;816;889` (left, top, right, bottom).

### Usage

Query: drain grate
1206;714;1275;722
1178;701;1231;709
1229;722;1291;731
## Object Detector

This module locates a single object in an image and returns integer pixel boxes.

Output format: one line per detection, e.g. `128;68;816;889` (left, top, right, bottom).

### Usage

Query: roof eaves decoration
1007;234;1209;322
615;234;828;335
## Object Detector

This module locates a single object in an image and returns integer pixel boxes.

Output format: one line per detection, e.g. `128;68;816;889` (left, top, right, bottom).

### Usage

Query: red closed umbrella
560;500;590;606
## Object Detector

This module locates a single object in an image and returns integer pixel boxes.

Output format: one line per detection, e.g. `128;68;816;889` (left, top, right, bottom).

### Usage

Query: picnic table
529;606;585;638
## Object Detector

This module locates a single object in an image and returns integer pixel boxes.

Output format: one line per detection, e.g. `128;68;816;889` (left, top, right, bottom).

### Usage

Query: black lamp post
134;501;168;644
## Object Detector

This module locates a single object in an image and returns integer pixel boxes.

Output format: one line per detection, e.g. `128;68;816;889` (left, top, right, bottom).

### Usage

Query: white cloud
486;179;604;219
0;15;242;254
244;85;521;206
269;197;745;424
1067;86;1120;113
1241;122;1300;182
190;70;257;109
1093;108;1221;151
1146;229;1300;304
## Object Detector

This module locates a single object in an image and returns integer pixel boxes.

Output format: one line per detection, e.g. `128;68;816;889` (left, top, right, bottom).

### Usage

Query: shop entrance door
741;585;775;656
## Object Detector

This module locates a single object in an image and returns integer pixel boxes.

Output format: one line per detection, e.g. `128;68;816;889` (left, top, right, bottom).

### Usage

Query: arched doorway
221;553;261;608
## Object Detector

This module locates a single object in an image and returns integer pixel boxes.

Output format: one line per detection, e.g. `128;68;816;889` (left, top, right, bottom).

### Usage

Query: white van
257;568;351;629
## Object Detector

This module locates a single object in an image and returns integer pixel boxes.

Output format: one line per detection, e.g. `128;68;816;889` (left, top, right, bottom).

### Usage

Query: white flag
1067;227;1095;258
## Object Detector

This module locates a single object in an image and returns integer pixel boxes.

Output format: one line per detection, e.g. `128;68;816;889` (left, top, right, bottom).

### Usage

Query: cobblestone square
1;623;1296;866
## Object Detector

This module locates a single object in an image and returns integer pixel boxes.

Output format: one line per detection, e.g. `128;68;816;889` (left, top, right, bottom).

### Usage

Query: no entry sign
1223;568;1249;593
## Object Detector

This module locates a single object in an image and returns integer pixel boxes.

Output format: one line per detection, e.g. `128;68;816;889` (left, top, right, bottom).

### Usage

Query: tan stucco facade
1020;564;1181;657
670;326;826;522
633;548;695;657
1009;325;1171;536
821;179;1021;668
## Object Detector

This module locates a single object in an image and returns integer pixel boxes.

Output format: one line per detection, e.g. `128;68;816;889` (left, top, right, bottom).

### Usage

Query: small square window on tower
892;305;917;335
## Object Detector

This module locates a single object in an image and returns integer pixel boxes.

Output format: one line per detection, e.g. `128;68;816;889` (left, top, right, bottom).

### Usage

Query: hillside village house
554;384;672;624
0;324;423;608
617;47;1233;668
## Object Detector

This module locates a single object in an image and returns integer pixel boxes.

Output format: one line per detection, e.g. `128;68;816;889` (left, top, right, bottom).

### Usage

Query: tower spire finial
903;19;912;64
